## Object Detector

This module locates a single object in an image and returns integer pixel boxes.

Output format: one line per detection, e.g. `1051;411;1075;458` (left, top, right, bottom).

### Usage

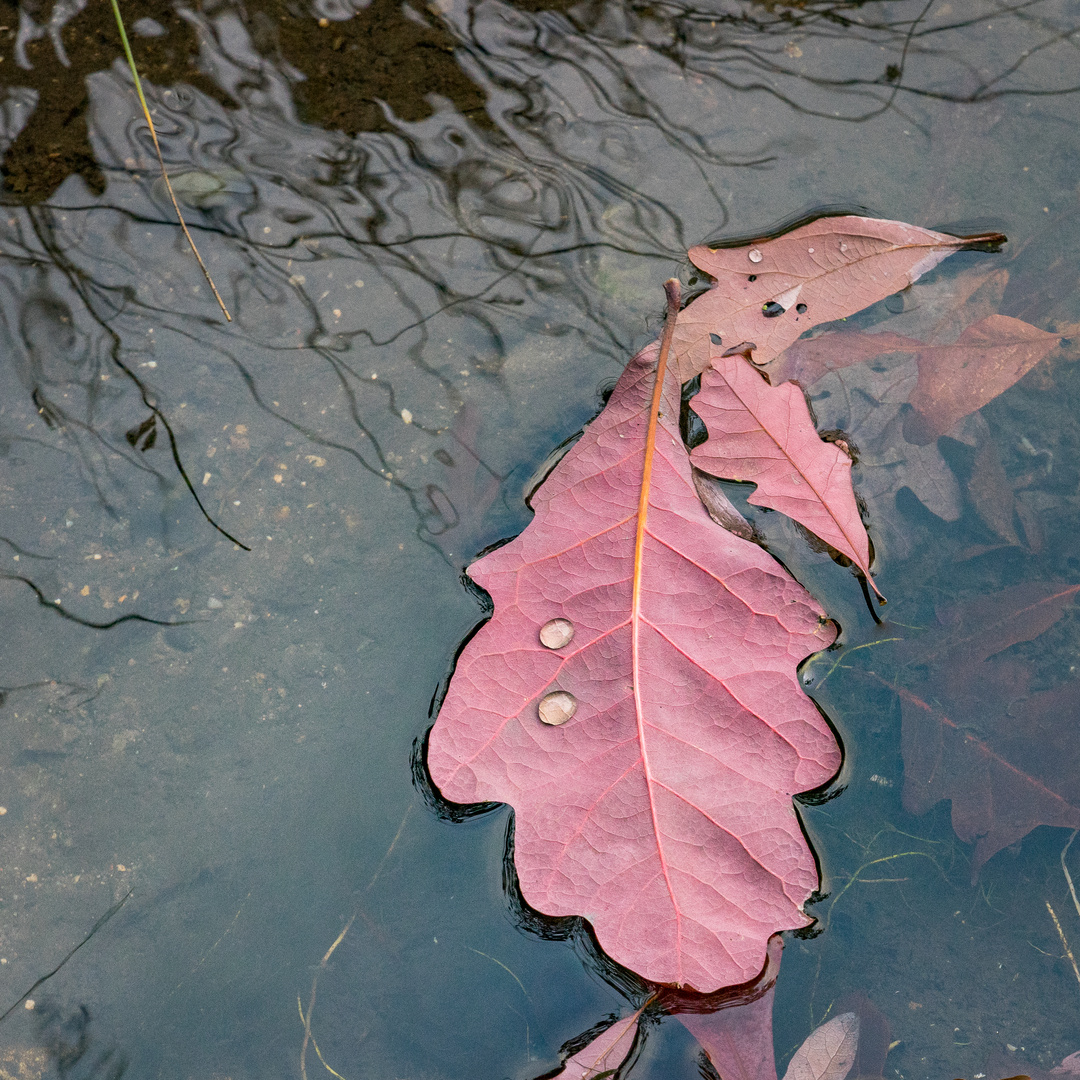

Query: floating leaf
673;217;1004;381
428;331;839;990
690;344;876;592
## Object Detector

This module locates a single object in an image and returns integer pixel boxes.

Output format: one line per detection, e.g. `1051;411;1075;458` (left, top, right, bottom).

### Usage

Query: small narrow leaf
691;468;755;540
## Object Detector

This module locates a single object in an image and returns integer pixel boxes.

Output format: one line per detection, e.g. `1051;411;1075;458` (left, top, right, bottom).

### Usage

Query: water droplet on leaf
748;249;763;264
539;690;577;725
539;618;575;649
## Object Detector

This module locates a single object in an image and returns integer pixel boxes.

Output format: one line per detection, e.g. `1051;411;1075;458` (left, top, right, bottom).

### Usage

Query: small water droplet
808;247;815;254
539;618;575;649
539;690;577;726
840;242;848;252
748;249;763;263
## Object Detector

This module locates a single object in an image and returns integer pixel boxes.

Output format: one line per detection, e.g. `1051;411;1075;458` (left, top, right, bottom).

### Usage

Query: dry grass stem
1046;901;1080;990
298;804;415;1080
299;916;355;1080
110;0;232;321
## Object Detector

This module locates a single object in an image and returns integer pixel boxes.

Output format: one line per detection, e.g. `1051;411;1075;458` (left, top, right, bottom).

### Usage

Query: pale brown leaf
781;1013;860;1080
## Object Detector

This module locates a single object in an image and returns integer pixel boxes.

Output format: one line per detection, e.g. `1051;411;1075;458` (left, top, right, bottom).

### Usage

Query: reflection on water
0;0;1077;1077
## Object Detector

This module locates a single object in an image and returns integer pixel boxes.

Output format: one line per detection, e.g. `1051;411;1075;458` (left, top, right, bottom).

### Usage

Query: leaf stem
629;277;681;978
109;0;232;321
632;279;681;618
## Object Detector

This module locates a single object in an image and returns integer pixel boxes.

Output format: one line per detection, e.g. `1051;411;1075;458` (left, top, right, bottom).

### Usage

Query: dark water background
0;1;1079;1077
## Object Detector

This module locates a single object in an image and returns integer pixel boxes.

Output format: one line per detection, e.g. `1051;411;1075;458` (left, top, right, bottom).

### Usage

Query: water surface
0;2;1079;1077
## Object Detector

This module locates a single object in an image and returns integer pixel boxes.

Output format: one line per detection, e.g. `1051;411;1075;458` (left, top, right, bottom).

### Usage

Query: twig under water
0;890;133;1024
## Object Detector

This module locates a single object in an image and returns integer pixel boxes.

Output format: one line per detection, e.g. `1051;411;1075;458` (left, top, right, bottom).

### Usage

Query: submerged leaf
903;315;1060;444
678;936;785;1080
894;582;1080;877
804;353;969;561
768;331;923;388
691;468;755;541
832;991;891;1080
781;1013;859;1080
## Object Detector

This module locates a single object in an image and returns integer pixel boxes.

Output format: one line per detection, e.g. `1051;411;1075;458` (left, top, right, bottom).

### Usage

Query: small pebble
539;618;574;649
538;691;577;726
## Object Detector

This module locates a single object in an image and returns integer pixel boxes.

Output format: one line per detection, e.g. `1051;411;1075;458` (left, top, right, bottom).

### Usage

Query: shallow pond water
0;2;1079;1078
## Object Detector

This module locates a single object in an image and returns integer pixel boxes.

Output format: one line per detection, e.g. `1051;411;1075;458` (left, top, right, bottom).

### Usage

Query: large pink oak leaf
689;344;876;593
427;340;840;992
673;216;1004;381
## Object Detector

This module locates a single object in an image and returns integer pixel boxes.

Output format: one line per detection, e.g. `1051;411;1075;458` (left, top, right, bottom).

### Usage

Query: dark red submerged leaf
883;582;1080;879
